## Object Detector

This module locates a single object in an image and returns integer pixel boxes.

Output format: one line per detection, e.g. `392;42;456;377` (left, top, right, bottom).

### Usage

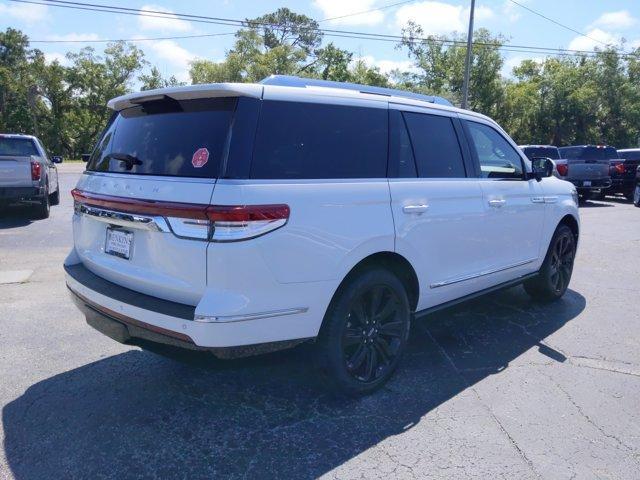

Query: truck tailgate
0;156;33;188
566;159;610;180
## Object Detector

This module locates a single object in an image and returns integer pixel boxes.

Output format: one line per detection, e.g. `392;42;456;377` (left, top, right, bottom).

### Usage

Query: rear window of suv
0;137;38;156
87;97;236;178
559;146;619;160
251;100;387;179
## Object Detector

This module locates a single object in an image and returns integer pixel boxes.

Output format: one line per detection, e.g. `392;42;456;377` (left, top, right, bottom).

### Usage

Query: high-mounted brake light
556;163;569;176
71;189;290;242
31;161;41;181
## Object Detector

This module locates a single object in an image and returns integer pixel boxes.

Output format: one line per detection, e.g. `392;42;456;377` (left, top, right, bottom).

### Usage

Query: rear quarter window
88;97;236;178
251;100;388;179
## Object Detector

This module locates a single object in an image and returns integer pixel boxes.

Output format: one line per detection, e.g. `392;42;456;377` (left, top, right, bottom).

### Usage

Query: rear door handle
488;198;506;208
402;204;429;214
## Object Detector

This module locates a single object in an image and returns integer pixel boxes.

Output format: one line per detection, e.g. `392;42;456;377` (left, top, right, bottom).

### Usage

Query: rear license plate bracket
105;227;133;260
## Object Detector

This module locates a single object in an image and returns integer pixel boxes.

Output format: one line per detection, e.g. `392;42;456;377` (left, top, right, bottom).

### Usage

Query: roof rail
260;75;453;106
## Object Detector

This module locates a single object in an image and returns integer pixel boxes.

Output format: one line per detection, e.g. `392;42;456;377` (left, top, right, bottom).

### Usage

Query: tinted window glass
466;121;524;179
402;112;466;178
251;101;387;179
522;146;560;160
619;150;640;161
389;109;417;178
0;138;38;156
559;146;619;160
87;97;236;178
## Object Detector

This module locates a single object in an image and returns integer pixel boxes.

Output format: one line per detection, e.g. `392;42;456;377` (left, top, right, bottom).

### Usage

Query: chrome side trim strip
77;204;170;232
430;258;537;289
194;307;309;323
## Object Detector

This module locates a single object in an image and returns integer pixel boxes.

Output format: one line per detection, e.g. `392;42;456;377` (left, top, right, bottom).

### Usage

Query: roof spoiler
107;83;263;111
260;75;453;106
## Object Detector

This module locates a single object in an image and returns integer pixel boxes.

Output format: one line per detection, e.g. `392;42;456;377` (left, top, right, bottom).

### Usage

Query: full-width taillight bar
71;189;289;241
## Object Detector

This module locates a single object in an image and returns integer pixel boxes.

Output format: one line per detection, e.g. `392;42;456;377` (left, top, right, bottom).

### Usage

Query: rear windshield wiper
105;152;143;170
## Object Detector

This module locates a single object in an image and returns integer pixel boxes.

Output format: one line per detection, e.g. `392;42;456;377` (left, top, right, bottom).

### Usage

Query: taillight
613;162;625;175
162;205;289;241
556;163;569;176
206;205;290;242
31;161;41;181
71;189;289;242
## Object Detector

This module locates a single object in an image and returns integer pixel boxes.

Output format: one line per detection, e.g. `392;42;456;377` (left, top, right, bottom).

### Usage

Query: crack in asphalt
422;328;543;479
540;370;640;465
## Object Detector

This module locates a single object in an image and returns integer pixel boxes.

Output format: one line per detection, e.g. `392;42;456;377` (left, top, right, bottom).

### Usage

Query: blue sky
1;0;639;83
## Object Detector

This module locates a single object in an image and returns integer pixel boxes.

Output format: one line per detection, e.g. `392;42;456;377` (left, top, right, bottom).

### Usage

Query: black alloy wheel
524;224;576;302
316;268;411;396
342;284;406;383
548;231;575;295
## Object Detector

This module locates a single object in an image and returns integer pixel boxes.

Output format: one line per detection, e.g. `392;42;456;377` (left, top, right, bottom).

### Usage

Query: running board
414;272;538;320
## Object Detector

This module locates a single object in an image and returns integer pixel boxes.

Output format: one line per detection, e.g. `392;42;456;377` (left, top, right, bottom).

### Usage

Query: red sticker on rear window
192;147;209;168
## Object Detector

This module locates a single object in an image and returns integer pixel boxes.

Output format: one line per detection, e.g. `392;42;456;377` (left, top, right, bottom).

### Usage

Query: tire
33;186;50;219
633;185;640;207
524;224;576;302
315;267;411;396
49;187;60;206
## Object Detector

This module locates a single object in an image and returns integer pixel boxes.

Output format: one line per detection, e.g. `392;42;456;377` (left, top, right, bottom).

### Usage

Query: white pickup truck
0;134;61;218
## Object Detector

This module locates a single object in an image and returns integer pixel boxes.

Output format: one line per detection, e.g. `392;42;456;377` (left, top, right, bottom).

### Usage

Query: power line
12;0;638;59
319;0;415;23
29;32;237;44
507;0;611;48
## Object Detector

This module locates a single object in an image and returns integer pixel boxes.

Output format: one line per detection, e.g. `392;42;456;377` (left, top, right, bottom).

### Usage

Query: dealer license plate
105;227;133;260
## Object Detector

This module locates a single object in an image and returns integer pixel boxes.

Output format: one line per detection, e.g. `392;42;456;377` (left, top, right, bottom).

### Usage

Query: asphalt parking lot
1;163;639;479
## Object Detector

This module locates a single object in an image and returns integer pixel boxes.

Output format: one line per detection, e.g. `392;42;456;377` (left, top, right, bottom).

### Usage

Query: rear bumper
0;186;44;203
570;178;612;191
65;262;312;357
609;178;635;195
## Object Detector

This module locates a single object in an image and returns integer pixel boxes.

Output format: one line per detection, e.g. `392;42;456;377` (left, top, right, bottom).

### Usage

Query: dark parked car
615;149;640;201
557;145;615;199
634;165;640;207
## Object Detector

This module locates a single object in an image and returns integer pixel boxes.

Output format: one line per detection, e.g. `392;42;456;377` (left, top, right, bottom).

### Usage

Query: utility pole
461;0;475;110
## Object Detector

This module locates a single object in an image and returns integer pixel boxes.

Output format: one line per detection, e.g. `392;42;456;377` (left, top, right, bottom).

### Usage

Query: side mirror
51;155;63;164
531;157;555;181
81;154;91;163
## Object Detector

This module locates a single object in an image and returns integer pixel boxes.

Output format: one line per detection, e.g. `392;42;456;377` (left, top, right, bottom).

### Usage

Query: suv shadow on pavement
2;286;585;479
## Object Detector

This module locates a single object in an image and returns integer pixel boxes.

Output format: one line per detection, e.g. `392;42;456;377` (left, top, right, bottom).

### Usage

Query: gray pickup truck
0;134;61;218
520;144;611;199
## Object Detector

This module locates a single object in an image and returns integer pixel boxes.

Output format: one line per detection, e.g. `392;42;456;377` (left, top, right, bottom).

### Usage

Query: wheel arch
329;251;420;314
559;213;579;241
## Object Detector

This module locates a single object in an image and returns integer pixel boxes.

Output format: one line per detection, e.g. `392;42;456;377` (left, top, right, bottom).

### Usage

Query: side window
465;121;524;179
388;109;417;178
402;112;466;178
251;100;387;179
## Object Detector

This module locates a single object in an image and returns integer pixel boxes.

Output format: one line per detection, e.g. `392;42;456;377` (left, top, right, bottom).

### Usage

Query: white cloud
568;28;620;51
0;2;48;23
501;55;544;78
313;0;384;26
591;10;637;30
44;52;69;66
138;4;192;32
395;1;493;35
147;40;197;82
357;55;417;75
502;0;525;22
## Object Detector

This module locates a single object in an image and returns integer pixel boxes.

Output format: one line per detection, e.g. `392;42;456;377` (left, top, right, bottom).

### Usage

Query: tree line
1;8;639;158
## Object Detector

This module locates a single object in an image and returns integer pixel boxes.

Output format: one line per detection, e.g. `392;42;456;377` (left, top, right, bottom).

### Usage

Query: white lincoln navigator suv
65;75;579;395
